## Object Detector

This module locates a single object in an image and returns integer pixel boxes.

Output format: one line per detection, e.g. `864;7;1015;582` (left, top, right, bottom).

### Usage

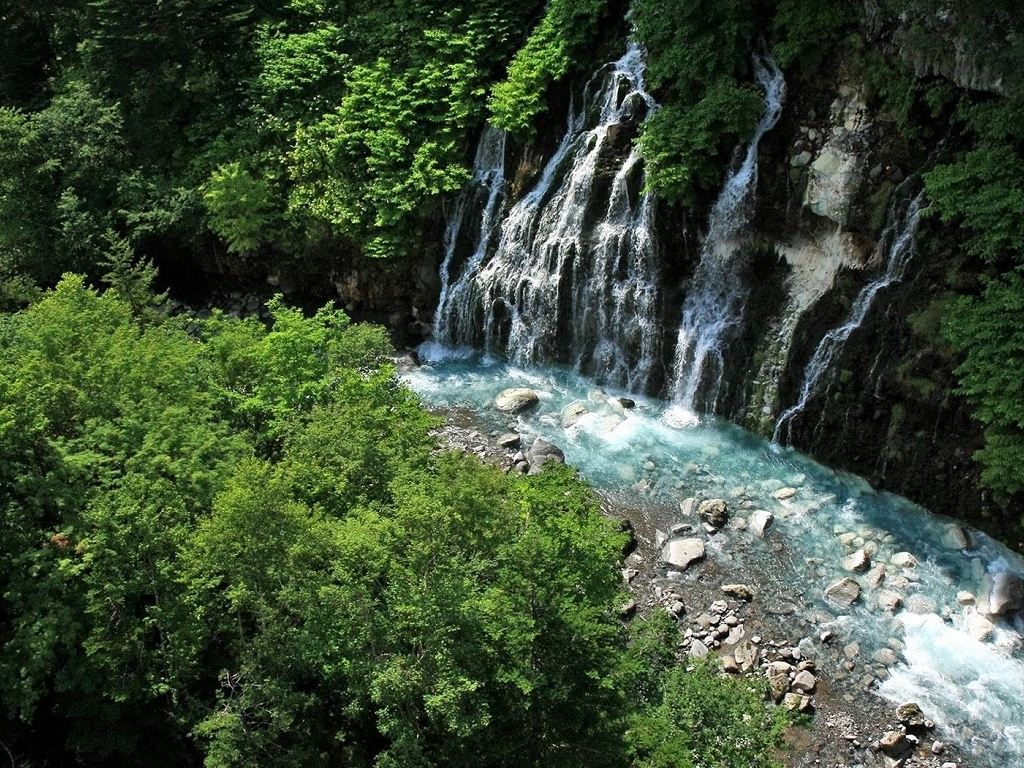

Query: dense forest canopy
3;0;1024;761
0;274;793;765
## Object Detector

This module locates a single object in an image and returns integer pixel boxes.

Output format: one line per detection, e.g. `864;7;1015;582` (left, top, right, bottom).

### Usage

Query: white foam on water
880;612;1024;759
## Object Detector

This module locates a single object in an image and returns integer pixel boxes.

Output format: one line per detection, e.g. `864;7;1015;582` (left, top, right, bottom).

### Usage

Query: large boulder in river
526;438;565;474
989;572;1024;616
697;498;729;528
494;387;539;414
824;577;862;607
662;538;705;571
750;510;774;537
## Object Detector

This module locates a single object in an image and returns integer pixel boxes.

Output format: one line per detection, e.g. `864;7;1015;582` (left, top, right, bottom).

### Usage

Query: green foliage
289;33;485;257
627;658;791;768
770;0;860;71
488;0;609;139
639;80;763;206
631;0;762;205
944;275;1024;498
202;161;285;254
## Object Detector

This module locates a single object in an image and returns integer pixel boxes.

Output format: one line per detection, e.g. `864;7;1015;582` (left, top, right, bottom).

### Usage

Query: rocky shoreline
431;407;970;768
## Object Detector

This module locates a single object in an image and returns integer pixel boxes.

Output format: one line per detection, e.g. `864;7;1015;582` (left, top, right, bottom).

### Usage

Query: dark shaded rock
526;439;565;473
698;498;729;528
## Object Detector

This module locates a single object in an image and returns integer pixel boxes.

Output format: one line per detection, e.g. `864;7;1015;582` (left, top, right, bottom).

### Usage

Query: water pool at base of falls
404;350;1024;767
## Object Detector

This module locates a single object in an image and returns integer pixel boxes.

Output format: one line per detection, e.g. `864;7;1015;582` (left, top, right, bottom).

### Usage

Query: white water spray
669;55;786;413
426;43;661;393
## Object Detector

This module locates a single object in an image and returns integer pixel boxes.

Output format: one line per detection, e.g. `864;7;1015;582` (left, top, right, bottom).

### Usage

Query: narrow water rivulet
403;358;1024;768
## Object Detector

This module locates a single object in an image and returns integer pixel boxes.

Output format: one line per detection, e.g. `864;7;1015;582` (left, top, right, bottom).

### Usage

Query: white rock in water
494;387;539;414
864;564;887;588
877;590;903;612
905;594;938;615
891;551;918;569
956;590;976;606
561;401;588;427
661;538;705;570
966;612;995;642
773;487;797;500
825;577;862;607
843;549;871;573
750;510;774;537
989;572;1024;616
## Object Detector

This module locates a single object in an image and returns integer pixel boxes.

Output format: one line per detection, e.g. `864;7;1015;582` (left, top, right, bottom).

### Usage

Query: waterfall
430;125;508;351
425;43;661;393
669;55;786;414
773;189;925;445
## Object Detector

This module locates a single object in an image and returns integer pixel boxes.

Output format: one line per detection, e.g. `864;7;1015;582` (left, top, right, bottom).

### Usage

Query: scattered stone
526;439;565;473
891;551;918;569
791;150;813;168
820;630;834;644
825;577;862;607
932;740;945;754
662;538;706;570
721;655;740;674
872;648;899;666
725;625;746;645
791;670;817;694
966;612;995;642
621;568;639;583
734;640;760;672
877;590;903;612
896;702;932;731
773;487;797;500
783;693;813;713
494;387;539;414
722;583;755;601
843;549;871;573
767;661;793;701
956;590;976;606
878;730;911;758
710;600;729;614
619;599;637;618
679;497;697;516
989;572;1024;616
689;639;710;658
697;498;729;528
513;460;529;474
670;522;693;536
668;600;686;616
750;510;774;537
905;594;938;615
615;397;636;409
496;432;521;449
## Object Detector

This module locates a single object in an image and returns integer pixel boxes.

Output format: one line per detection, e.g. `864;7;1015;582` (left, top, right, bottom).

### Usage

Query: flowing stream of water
402;358;1024;768
773;189;925;445
669;55;786;414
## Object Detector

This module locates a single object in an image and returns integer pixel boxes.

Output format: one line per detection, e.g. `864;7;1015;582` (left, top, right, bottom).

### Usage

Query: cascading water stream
424;43;661;393
669;55;786;415
772;189;925;445
429;125;508;352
